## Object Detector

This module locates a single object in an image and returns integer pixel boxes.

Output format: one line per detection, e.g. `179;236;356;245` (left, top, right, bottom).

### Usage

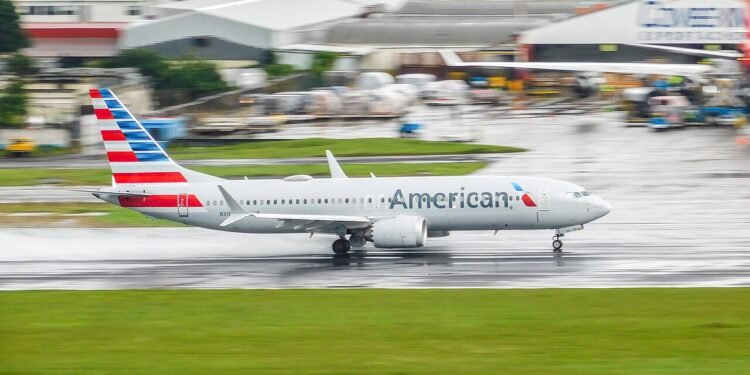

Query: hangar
120;0;368;60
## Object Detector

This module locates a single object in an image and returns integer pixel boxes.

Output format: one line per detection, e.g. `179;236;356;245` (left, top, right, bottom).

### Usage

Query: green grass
0;203;179;227
169;138;525;159
0;162;488;186
1;289;749;374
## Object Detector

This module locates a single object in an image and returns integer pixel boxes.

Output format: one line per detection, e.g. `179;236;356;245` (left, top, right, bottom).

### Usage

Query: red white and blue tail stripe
90;88;192;185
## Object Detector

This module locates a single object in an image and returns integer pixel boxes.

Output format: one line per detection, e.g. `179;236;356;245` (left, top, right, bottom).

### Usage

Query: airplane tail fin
89;88;220;186
438;49;464;67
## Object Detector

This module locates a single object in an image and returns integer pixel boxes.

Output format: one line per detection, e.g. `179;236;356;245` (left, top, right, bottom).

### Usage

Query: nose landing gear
552;230;564;252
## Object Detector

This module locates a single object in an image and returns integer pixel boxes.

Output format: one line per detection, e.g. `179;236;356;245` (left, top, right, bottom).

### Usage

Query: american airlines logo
389;184;536;210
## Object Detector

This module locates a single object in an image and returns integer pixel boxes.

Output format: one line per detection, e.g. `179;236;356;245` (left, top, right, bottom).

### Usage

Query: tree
161;61;229;97
102;49;169;82
310;52;338;86
0;80;28;127
0;0;29;53
5;53;37;76
103;49;230;100
310;52;339;77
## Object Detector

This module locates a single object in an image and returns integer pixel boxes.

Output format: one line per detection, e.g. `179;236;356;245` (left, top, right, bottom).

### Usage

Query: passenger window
253;200;257;205
345;198;349;203
220;200;224;206
266;200;270;205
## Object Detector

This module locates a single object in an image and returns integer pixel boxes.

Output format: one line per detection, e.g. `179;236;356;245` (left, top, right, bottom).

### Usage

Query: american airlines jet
88;89;611;254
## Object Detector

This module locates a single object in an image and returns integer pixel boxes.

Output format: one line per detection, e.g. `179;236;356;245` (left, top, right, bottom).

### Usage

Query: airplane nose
591;198;611;219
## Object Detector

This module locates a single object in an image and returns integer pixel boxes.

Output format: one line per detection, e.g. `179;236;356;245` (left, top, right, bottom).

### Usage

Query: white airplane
438;49;718;97
88;88;611;254
438;50;714;77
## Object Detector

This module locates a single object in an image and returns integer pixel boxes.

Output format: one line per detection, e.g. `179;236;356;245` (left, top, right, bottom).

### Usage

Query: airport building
13;0;153;23
518;0;748;63
121;0;372;60
283;0;600;70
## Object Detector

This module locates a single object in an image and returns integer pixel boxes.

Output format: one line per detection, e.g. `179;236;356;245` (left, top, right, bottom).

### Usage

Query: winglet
325;150;348;179
217;185;250;227
438;49;463;67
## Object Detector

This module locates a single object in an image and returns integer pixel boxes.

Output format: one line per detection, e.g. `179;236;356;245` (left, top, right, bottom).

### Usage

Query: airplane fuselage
102;175;611;234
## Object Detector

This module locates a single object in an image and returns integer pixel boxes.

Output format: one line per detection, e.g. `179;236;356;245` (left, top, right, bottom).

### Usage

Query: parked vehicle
399;122;422;138
647;96;691;130
5;137;37;157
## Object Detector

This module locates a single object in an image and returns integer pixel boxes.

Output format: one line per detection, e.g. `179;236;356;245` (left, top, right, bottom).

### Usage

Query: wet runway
1;221;749;290
1;107;749;289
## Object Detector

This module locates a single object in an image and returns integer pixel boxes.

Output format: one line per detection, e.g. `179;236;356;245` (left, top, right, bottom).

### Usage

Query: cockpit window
568;191;591;199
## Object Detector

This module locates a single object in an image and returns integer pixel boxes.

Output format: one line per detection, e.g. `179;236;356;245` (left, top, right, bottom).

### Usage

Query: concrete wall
135;37;266;60
532;44;698;64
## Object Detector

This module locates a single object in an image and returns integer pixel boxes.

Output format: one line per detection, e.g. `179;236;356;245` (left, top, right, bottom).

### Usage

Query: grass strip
0;162;488;186
0;202;178;227
0;289;748;374
169;138;525;159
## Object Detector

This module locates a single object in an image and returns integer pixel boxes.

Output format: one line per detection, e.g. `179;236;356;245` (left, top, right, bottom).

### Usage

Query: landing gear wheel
332;238;351;254
552;239;563;252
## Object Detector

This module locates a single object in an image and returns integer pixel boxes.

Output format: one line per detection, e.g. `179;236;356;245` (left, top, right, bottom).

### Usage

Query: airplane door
539;188;550;211
177;193;189;217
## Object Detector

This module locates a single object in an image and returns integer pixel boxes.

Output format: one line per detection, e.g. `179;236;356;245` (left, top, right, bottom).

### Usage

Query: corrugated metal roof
395;0;582;16
325;18;548;46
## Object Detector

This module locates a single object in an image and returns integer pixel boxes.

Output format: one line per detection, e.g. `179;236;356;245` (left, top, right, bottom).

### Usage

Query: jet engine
366;216;427;248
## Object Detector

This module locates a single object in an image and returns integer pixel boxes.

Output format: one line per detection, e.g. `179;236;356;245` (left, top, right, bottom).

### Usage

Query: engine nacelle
366;216;427;248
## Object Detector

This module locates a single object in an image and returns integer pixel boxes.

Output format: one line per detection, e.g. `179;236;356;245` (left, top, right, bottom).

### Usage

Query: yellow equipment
5;137;37;157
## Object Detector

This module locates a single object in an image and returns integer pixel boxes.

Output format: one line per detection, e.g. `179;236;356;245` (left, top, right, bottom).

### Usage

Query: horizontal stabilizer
73;189;152;197
217;185;251;227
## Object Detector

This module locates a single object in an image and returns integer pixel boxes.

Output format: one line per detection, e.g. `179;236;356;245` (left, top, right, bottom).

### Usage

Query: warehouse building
518;0;747;63
121;0;370;60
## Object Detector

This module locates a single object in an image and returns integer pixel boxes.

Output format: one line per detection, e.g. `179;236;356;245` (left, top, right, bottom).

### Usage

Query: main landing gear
332;237;351;254
552;229;564;252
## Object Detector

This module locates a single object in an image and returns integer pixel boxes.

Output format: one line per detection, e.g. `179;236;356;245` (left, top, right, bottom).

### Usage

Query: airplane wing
217;185;371;230
438;50;713;77
624;44;743;59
